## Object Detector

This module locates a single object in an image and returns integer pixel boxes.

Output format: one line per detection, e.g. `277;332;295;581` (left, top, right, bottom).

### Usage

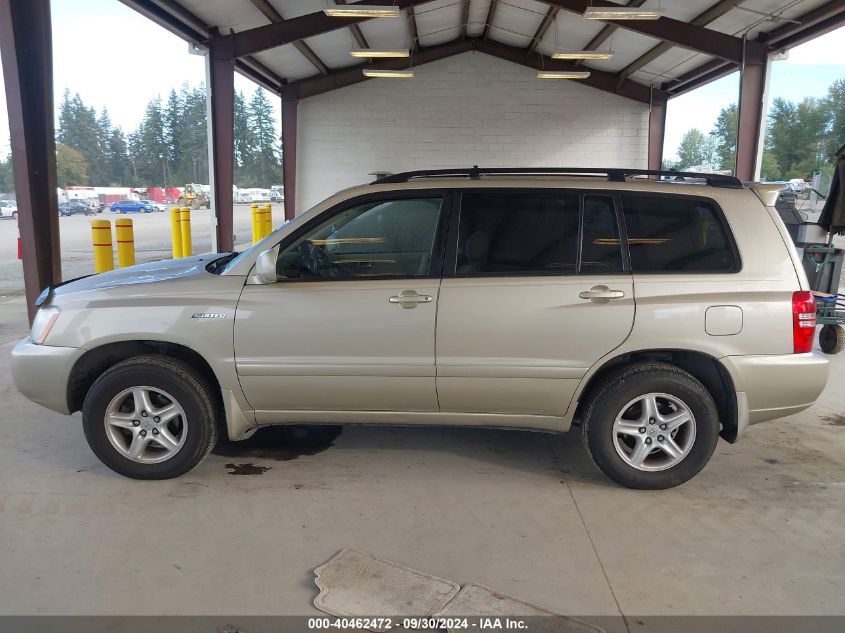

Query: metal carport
2;0;844;320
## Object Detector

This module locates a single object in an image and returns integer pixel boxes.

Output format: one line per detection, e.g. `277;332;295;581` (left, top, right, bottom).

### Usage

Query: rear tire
820;324;845;354
582;362;719;489
82;355;219;479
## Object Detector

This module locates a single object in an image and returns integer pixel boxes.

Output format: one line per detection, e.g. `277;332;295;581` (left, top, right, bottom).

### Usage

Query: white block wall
296;51;649;211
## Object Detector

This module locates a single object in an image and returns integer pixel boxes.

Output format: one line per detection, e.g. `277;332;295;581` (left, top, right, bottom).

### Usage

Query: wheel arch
571;348;740;443
67;340;223;417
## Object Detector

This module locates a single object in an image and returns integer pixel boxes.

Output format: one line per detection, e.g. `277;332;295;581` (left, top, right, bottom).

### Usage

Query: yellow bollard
170;207;183;258
180;206;192;257
251;203;260;244
91;219;114;273
263;203;273;239
115;218;136;268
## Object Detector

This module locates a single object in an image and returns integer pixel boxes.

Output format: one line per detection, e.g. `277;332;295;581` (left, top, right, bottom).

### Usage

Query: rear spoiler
747;183;785;207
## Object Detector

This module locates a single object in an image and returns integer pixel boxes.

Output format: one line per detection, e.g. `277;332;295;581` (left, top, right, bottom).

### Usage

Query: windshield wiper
206;252;239;274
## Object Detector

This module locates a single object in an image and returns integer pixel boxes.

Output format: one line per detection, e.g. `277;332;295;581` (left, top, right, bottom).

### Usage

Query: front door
436;190;635;418
234;193;448;416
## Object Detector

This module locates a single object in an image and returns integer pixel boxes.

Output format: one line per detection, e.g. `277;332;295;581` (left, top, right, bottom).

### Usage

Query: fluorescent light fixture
324;6;400;18
582;7;663;20
551;50;615;60
537;70;591;79
350;48;410;58
363;68;414;78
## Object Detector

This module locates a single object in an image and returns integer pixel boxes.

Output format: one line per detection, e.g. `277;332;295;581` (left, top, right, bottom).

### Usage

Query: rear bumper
10;338;84;414
721;351;829;437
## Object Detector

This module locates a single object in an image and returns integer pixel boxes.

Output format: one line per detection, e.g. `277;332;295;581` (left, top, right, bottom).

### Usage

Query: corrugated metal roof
133;0;843;97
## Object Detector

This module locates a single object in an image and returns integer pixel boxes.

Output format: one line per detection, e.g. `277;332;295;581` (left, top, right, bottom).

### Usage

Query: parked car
58;201;94;216
111;199;154;214
778;189;798;204
0;200;17;219
11;167;829;486
140;199;166;212
69;198;99;214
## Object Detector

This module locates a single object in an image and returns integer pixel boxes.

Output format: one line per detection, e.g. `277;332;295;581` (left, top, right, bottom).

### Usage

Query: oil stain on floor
214;425;343;462
821;414;845;427
224;463;272;476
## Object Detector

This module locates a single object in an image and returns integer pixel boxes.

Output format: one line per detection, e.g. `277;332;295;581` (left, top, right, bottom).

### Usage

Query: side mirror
254;246;279;283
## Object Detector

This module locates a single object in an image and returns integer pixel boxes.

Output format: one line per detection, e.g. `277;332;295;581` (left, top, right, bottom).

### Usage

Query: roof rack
371;167;744;189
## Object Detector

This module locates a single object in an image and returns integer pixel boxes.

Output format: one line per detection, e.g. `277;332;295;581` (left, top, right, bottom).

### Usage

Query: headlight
30;306;61;345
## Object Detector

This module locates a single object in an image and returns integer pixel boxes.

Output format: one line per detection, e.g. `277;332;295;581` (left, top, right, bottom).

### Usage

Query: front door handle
579;285;625;303
389;290;433;309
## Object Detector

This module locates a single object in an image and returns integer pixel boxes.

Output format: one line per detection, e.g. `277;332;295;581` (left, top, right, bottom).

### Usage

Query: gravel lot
0;204;262;296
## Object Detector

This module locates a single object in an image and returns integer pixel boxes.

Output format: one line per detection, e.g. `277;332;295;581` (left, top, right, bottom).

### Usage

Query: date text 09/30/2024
307;617;533;630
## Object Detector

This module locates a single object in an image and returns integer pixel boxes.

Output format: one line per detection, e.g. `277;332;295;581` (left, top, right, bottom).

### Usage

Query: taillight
792;291;816;353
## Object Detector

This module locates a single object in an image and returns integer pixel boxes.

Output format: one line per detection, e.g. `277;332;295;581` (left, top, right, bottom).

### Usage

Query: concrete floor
0;294;844;623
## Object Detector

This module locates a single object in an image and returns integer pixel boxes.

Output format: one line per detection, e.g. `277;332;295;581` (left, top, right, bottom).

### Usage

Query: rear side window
621;194;737;273
456;191;623;275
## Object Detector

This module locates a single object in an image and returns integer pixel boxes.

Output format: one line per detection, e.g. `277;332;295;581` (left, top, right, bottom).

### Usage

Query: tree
825;78;845;160
0;154;14;193
676;129;716;168
56;143;89;186
234;90;255;186
249;88;280;186
710;104;738;171
759;152;780;181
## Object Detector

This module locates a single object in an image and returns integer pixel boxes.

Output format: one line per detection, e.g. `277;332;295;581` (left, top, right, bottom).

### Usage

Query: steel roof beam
664;1;845;97
535;0;767;63
335;0;371;50
616;0;745;84
281;37;664;103
460;0;471;39
527;6;558;56
251;0;329;75
482;0;498;39
475;38;664;104
408;6;420;50
229;0;438;58
572;0;647;65
281;38;474;100
119;0;286;90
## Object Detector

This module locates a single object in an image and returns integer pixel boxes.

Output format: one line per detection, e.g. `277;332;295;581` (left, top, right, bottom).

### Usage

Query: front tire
582;362;719;489
82;355;219;479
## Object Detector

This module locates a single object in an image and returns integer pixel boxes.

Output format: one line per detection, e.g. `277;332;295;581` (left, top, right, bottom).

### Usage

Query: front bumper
721;351;829;437
10;338;85;414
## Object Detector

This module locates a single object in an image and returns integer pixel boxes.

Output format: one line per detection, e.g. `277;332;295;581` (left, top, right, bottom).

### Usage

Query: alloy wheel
612;392;696;472
103;386;188;464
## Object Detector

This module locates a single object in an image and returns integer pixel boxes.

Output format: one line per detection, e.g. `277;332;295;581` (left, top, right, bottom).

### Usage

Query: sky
0;0;281;157
664;27;845;161
0;1;843;165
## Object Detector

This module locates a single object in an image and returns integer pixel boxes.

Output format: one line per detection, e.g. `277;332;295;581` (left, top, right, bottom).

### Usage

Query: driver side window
276;196;444;280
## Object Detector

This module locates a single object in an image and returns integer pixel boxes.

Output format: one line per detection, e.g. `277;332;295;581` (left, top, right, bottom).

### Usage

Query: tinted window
456;191;623;275
581;196;623;273
457;192;580;274
277;197;443;280
622;194;736;273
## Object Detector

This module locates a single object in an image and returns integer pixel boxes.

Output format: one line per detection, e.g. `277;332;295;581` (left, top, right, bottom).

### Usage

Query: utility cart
802;243;845;354
793;144;845;354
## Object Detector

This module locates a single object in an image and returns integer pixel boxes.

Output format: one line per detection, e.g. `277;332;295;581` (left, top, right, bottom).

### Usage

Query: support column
282;98;297;221
0;0;61;323
647;98;667;171
735;52;769;182
206;34;235;252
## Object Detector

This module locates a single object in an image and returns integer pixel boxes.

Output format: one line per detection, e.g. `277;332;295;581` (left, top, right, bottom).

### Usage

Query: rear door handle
389;290;433;309
579;285;625;303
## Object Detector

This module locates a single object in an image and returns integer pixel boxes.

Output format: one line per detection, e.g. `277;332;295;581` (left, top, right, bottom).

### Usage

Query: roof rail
371;167;744;189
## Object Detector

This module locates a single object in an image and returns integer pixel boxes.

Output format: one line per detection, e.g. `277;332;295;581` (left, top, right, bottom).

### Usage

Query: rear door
435;189;635;418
